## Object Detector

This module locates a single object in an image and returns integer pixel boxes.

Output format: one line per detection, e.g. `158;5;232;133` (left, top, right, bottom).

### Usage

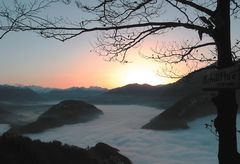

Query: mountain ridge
0;85;43;102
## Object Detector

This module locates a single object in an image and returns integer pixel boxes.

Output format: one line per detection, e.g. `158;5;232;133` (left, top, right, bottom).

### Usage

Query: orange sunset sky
0;1;239;89
0;30;178;89
0;1;190;89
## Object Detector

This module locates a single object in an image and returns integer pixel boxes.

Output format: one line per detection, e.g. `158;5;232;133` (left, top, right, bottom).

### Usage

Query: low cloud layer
24;105;236;164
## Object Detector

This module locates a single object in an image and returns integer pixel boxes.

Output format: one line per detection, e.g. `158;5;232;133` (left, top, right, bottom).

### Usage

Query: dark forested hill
8;100;103;134
0;133;131;164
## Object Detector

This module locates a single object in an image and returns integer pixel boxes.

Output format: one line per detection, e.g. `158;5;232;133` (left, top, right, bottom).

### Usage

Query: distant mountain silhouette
0;85;108;102
39;87;108;101
106;83;161;96
84;84;167;107
26;85;55;93
0;133;131;164
0;85;43;102
9;100;103;134
87;68;209;107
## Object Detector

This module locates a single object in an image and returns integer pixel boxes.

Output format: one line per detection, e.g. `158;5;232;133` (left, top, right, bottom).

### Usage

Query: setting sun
123;68;162;86
108;58;176;87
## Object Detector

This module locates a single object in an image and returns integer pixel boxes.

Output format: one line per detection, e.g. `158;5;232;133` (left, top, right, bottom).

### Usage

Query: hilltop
9;100;103;134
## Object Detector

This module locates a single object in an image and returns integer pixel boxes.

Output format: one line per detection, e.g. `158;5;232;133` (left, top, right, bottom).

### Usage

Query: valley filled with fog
1;105;240;164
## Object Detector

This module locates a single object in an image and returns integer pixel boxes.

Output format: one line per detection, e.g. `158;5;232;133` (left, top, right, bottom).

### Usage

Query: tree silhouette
1;0;240;163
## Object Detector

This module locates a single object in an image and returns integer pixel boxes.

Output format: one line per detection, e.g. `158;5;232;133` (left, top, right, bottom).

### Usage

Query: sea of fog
1;105;240;164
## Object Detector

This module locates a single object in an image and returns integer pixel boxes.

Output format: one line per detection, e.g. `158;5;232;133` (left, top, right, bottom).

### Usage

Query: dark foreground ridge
0;133;131;164
9;100;103;134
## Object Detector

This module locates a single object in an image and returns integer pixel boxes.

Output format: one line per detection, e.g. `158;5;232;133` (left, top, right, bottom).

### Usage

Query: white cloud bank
24;105;236;164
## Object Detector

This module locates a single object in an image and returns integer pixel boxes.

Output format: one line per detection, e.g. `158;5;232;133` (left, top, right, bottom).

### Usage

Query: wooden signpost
202;64;240;90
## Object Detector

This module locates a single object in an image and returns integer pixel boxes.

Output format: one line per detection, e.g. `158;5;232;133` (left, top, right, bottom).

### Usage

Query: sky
0;30;174;89
0;1;239;89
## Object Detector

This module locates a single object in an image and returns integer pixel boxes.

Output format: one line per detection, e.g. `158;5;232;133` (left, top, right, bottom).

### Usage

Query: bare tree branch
232;39;240;61
0;0;239;75
14;21;212;41
175;0;215;16
231;0;240;17
146;41;216;64
0;0;63;39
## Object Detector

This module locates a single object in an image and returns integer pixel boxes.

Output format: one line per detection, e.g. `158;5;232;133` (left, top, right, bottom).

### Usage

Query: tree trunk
213;1;239;163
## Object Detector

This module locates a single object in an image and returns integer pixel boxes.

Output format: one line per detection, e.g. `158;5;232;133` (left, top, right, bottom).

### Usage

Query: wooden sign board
202;64;240;90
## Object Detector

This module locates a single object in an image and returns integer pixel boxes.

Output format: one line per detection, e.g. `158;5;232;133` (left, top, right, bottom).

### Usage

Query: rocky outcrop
0;133;131;164
9;100;103;134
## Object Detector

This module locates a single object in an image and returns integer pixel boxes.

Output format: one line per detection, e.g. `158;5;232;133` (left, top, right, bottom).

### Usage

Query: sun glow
124;69;162;85
120;66;164;86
